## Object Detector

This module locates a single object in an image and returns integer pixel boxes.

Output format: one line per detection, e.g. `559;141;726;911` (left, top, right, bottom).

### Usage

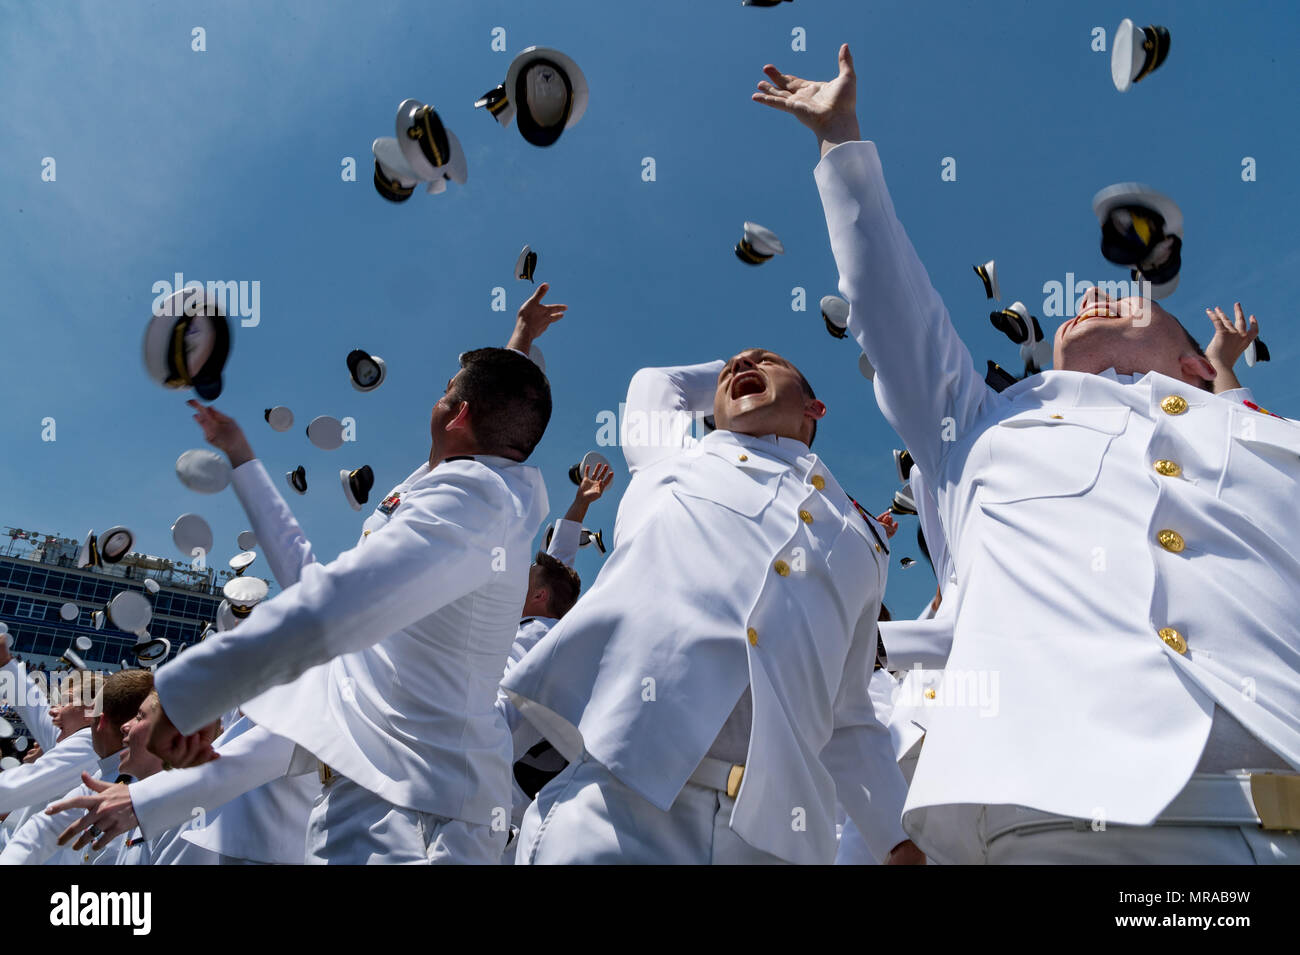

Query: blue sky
2;0;1297;620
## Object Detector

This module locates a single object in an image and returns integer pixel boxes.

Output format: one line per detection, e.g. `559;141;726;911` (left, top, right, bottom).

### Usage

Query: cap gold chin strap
165;315;195;388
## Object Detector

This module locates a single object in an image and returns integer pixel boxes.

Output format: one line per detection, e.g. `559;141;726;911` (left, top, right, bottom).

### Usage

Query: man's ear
95;713;111;734
1180;353;1216;386
804;398;827;421
444;400;473;433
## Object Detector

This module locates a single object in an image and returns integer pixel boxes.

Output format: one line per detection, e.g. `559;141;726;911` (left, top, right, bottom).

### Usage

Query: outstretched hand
752;43;861;155
576;463;614;505
508;282;568;355
188;399;255;468
1204;303;1259;394
48;773;138;852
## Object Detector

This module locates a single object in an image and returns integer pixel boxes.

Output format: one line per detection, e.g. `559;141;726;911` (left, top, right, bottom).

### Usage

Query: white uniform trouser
305;776;506;864
515;753;788;865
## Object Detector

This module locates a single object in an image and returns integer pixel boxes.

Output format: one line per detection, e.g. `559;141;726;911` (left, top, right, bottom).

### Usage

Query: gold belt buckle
1249;773;1300;831
318;761;336;785
726;764;745;799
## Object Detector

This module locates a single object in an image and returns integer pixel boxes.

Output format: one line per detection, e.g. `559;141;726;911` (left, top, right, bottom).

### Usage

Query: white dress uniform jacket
0;751;121;866
815;141;1300;853
0;727;99;815
155;456;548;826
503;361;909;864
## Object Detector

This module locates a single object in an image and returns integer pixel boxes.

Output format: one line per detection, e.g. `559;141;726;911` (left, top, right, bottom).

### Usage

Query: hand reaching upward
752;44;861;156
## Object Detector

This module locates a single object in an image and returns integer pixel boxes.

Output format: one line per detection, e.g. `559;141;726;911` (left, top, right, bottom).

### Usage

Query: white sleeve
544;519;581;569
497;620;551;760
131;721;299;839
0;782;88;865
229;459;317;589
0;733;98;815
621;361;725;473
1;661;58;753
821;608;910;863
156;463;509;734
815;142;1000;484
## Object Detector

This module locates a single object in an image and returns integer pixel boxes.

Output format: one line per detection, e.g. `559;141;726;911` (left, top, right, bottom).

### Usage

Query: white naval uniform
0;751;122;866
497;518;581;864
1;659;61;754
154;456;549;864
816;140;1300;863
504;362;909;865
132;459;338;865
0;726;99;816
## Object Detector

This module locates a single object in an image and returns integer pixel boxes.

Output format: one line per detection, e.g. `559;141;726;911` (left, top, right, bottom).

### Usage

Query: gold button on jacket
799;509;814;524
1158;627;1187;654
738;454;748;462
1153;459;1182;478
1161;395;1189;415
1157;529;1185;553
773;560;790;577
811;475;826;490
746;627;758;646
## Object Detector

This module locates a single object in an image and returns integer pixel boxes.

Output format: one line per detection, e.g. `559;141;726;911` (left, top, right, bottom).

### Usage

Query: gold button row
1161;395;1188;416
1158;627;1187;654
1153;459;1182;478
1156;529;1185;553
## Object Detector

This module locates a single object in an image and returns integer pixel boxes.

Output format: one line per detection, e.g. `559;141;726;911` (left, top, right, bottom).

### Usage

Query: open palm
752;44;858;137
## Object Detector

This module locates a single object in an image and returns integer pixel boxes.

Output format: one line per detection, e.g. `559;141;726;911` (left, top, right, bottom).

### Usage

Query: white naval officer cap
0;757;19;771
735;221;784;265
107;591;152;636
1245;338;1270;368
229;550;257;575
223;577;269;619
133;635;172;667
264;406;295;432
59;635;94;671
820;295;850;339
1111;19;1171;93
306;416;345;451
568;451;612;485
176;448;232;494
341;465;375;511
142;286;231;401
59;601;79;622
394;99;454;182
973;260;1000;301
1093;182;1182;299
516;245;538;283
347;349;387;392
372;136;422;204
171;513;214;557
286;465;308;495
143;577;161;594
236;529;258;551
476;47;589;148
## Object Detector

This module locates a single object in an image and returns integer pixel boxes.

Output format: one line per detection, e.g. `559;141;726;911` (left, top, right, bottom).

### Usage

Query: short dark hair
100;670;154;728
532;551;581;619
451;348;552;459
1173;319;1214;393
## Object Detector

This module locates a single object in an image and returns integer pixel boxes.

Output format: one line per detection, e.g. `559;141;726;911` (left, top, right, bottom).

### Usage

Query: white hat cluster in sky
373;99;468;203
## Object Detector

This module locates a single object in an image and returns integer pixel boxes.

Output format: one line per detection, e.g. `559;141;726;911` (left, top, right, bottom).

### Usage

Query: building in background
0;526;270;671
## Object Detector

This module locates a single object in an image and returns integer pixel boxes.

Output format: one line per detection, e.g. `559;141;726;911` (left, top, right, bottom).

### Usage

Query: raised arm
622;361;725;473
755;45;993;479
1204;303;1260;397
0;652;58;753
150;462;510;762
188;400;315;588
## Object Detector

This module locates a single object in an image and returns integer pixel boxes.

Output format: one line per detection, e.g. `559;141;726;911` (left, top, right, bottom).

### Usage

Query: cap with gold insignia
820;295;850;339
59;602;79;622
900;557;917;568
229;550;257;575
894;449;914;484
287;465;308;495
76;530;100;569
171;513;214;557
372;136;422;203
237;530;258;550
307;416;345;451
568;451;612;485
890;487;918;517
985;359;1018;393
197;622;217;642
1112;19;1171;93
264;406;294;432
176;449;232;494
1093;182;1182;298
579;528;606;554
347;349;387;392
395;99;454;181
516;245;538;282
108;591;152;636
476;47;589;148
143;286;231;400
143;578;161;595
990;301;1032;344
735;222;784;265
973;260;1000;301
425;128;468;194
858;352;875;381
341;466;375;511
134;635;172;667
223;577;269;619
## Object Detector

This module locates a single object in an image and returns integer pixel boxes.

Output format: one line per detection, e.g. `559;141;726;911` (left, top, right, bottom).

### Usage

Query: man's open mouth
730;370;766;399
